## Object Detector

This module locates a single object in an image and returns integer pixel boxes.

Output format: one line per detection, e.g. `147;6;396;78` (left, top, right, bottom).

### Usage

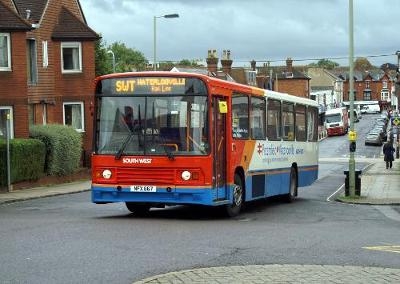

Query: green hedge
0;139;45;186
30;124;82;176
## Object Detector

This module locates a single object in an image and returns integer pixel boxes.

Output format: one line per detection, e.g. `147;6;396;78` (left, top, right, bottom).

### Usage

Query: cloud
80;0;400;67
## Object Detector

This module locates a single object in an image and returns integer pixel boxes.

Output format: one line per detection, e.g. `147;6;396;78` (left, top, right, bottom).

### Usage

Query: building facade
0;0;99;165
341;71;395;111
308;67;344;110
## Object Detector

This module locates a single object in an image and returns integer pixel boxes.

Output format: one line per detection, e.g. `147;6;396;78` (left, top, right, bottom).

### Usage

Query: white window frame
0;106;14;139
61;42;82;73
27;38;38;84
0;33;11;71
63;102;85;132
42;40;48;68
381;91;389;101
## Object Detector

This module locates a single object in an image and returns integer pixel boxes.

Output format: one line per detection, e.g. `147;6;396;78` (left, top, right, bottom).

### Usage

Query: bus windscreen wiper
115;132;134;160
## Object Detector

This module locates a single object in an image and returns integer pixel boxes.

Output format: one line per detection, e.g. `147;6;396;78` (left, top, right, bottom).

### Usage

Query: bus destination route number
114;77;186;95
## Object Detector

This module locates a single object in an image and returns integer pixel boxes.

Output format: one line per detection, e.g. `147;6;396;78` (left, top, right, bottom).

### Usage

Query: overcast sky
79;0;399;68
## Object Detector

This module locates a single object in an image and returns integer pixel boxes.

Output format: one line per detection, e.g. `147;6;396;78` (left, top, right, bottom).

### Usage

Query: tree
308;59;339;70
177;59;203;67
94;39;149;76
94;36;112;76
353;57;373;71
108;42;148;73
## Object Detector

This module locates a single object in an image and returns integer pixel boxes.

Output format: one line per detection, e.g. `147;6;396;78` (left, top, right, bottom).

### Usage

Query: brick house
203;52;310;99
341;70;394;111
0;0;99;166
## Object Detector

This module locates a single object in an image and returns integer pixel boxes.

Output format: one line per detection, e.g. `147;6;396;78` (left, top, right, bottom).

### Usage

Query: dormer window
61;42;82;73
285;72;293;78
0;33;11;71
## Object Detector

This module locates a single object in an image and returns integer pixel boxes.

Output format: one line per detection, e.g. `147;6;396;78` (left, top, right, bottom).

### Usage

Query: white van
361;104;380;114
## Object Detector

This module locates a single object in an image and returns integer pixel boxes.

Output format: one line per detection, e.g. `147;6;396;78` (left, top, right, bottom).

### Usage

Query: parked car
365;131;383;146
361;104;380;114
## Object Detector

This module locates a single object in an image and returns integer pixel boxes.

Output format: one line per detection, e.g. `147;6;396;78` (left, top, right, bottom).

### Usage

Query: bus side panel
297;165;318;187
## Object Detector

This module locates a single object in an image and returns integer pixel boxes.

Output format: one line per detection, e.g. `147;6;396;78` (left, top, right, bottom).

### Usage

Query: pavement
1;158;399;283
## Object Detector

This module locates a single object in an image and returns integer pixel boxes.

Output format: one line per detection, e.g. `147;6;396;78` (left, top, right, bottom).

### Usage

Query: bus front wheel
225;174;244;217
125;202;150;215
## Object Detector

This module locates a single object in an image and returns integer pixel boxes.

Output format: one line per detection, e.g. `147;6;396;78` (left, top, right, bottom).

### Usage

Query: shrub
0;138;45;186
30;124;82;176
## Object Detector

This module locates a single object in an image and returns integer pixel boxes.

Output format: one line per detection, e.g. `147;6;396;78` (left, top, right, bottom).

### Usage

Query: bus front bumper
91;184;230;206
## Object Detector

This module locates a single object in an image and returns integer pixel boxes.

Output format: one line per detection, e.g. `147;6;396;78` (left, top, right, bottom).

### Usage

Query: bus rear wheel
125;202;150;215
225;174;244;217
285;168;298;203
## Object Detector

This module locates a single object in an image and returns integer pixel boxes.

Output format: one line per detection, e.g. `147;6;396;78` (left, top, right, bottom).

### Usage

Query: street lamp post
348;0;356;197
153;13;179;71
107;50;116;73
396;50;400;158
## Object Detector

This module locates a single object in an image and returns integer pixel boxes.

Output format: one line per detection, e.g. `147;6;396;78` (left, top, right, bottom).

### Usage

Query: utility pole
6;110;11;192
348;0;356;197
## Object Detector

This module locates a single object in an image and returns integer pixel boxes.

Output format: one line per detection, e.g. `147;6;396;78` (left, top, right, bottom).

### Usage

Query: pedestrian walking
383;139;395;169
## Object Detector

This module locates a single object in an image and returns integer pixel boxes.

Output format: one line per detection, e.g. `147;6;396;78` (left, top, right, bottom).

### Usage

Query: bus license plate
130;185;156;192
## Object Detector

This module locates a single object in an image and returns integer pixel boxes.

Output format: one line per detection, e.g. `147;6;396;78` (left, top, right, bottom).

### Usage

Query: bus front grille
117;168;175;184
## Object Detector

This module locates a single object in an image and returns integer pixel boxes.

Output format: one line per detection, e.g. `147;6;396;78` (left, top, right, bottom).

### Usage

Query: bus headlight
181;170;191;181
102;169;112;179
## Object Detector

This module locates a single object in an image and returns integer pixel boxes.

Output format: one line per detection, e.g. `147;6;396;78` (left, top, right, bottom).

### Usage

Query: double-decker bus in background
91;72;319;217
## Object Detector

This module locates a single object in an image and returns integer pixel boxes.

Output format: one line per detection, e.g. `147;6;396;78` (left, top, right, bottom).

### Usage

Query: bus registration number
130;185;156;192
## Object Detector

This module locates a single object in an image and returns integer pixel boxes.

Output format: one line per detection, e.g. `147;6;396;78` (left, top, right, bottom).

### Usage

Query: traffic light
349;141;356;152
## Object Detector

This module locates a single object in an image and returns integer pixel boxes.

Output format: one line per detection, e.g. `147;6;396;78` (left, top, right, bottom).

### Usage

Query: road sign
393;117;400;126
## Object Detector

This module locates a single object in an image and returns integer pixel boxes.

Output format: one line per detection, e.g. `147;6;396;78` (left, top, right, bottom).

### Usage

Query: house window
381;91;389;101
42;40;48;68
365;80;370;89
245;71;257;86
0;107;14;139
63;102;84;132
382;80;388;89
27;39;38;84
61;42;82;73
363;90;371;100
0;33;11;71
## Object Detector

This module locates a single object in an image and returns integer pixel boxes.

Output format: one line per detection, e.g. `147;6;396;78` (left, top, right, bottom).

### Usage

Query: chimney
286;57;293;73
250;60;256;71
221;50;233;75
206;49;218;74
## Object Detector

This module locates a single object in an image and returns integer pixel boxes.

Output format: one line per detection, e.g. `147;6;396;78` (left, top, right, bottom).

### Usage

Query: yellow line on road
363;245;400;254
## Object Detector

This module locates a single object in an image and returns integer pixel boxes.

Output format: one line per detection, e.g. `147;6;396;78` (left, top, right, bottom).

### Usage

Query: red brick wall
0;32;29;137
275;79;310;98
343;78;391;102
0;1;97;166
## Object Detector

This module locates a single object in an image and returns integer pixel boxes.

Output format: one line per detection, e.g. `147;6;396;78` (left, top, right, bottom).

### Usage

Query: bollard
344;169;361;196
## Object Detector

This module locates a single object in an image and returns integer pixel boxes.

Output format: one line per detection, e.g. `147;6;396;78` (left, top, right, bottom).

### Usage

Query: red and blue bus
91;72;319;216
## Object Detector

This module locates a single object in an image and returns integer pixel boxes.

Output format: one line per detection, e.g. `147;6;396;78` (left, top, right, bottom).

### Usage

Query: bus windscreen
94;77;209;156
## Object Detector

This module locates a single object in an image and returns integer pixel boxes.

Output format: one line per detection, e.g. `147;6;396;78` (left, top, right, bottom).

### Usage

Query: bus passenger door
213;97;227;199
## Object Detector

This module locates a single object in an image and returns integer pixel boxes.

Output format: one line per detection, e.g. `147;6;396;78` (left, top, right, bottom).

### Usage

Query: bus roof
96;71;319;107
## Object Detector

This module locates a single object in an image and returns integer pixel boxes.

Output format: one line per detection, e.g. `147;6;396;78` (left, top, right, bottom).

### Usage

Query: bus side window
232;94;249;139
307;107;318;142
282;102;295;141
267;99;281;141
250;96;266;140
295;104;307;142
